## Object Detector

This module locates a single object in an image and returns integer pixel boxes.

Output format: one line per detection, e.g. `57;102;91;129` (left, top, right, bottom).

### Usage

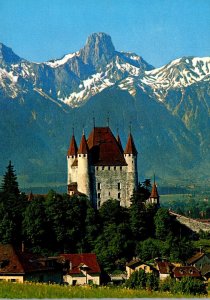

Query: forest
0;161;202;273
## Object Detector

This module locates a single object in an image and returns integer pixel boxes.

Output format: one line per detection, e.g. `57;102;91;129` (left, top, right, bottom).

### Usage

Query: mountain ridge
0;33;209;189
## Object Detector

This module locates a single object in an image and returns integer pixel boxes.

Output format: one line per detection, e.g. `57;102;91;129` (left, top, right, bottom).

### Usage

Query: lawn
0;282;207;298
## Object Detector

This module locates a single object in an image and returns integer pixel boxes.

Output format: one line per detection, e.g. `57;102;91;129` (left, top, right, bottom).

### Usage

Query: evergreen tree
1;161;19;196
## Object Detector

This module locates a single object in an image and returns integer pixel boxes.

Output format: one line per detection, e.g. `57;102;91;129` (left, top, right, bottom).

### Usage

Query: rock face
0;33;209;190
79;32;116;68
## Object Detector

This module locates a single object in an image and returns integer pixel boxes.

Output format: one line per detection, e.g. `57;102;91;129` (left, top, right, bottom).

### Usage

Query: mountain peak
79;32;115;68
0;43;22;65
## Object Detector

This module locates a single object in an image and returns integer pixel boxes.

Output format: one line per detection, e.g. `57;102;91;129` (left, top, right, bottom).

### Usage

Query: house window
83;154;86;157
108;166;110;170
88;279;93;285
11;279;16;282
114;166;116;170
118;182;121;190
102;166;105;170
118;193;121;199
120;166;122;171
98;201;101;208
97;183;101;190
98;193;101;199
96;167;99;171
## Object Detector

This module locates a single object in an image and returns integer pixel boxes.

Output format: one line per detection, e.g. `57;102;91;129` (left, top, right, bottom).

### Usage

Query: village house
186;252;210;270
126;258;157;279
155;260;174;280
60;253;101;285
173;266;201;280
0;244;62;283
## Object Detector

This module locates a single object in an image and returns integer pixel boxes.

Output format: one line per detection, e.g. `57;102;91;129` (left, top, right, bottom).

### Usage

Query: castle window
98;201;101;208
71;155;74;158
108;192;111;196
118;193;121;199
96;167;99;171
83;154;86;157
97;183;101;190
120;166;122;171
118;182;121;190
98;193;101;199
102;166;105;170
114;166;116;170
108;166;110;170
79;154;81;157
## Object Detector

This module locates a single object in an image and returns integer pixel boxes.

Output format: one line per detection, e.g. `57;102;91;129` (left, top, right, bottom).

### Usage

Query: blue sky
0;0;209;67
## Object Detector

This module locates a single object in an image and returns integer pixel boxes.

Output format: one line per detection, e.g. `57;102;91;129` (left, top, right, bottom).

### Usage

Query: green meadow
0;282;208;298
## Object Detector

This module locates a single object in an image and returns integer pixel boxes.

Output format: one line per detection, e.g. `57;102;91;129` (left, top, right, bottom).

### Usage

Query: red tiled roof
173;266;201;278
157;261;173;274
150;183;159;198
78;134;89;154
60;253;101;275
124;133;137;155
67;135;78;156
87;127;127;166
187;252;205;264
0;244;58;275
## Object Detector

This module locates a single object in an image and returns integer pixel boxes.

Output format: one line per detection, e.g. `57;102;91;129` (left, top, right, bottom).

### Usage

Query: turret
149;175;160;206
77;133;90;197
67;133;78;186
124;133;138;173
124;133;138;206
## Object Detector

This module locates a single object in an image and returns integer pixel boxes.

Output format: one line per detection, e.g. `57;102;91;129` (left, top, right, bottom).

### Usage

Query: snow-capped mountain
0;33;209;188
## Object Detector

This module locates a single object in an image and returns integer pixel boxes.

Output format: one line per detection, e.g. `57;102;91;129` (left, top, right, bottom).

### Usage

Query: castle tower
77;133;90;198
124;133;138;206
149;176;160;206
67;133;78;187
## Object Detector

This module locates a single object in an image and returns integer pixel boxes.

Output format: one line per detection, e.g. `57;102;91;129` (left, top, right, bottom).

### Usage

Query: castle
67;126;139;208
67;126;159;208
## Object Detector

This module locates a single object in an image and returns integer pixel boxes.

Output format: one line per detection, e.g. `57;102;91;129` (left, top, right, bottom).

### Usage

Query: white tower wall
77;154;90;198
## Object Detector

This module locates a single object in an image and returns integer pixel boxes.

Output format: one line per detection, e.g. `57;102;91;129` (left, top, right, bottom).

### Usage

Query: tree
1;161;19;196
154;208;172;240
22;197;47;247
125;269;147;289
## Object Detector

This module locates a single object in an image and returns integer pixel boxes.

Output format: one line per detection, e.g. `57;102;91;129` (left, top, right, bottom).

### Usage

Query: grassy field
0;282;208;298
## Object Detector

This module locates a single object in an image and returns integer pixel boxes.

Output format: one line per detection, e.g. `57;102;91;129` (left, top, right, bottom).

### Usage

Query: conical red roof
124;133;137;155
150;183;159;198
78;134;89;154
67;135;78;156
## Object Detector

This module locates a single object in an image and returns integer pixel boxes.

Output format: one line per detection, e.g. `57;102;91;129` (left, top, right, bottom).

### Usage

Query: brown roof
67;135;78;156
78;134;89;154
157;261;174;274
150;183;159;198
126;258;141;268
173;266;201;278
60;253;101;275
0;244;59;275
87;127;127;166
124;133;137;155
187;252;205;265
